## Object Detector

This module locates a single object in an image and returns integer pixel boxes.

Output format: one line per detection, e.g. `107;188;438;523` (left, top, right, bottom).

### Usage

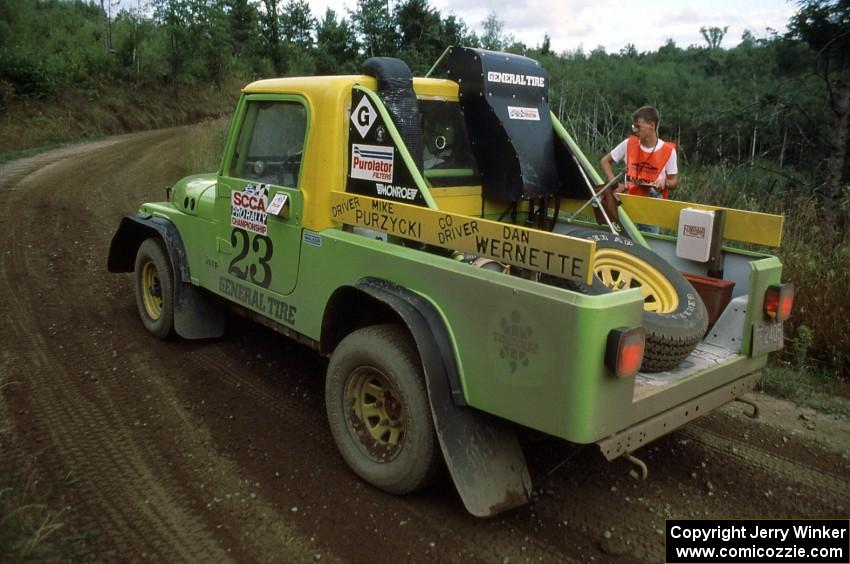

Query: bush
0;48;54;97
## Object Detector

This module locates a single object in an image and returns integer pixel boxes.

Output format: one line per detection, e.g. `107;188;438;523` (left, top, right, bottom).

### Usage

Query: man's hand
649;178;665;197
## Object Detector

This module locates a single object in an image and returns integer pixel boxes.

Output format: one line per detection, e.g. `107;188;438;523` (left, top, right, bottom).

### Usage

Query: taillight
764;283;794;321
606;327;646;378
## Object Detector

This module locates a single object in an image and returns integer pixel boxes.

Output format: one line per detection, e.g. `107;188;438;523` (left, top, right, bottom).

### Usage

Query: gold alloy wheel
593;248;680;313
140;260;163;320
345;366;406;461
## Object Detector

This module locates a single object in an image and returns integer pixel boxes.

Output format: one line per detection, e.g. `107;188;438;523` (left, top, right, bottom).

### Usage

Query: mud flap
356;279;532;516
173;280;226;339
109;214;225;339
425;357;533;517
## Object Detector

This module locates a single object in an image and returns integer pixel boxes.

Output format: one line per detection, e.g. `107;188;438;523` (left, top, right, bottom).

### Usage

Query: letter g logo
351;95;376;138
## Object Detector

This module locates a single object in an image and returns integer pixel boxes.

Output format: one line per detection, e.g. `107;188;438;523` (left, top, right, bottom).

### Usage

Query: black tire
325;324;440;495
133;238;175;339
563;228;708;372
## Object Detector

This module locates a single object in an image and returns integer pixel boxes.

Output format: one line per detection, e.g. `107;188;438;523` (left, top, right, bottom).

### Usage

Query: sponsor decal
267;192;289;216
351;143;394;182
492;310;538;374
302;231;322;247
376;183;418;201
351;96;377;138
231;184;269;235
486;71;545;88
219;276;296;325
374;125;387;143
507;106;540;121
683;224;706;239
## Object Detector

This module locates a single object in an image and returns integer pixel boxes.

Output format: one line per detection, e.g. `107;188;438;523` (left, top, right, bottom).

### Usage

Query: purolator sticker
351;144;394;182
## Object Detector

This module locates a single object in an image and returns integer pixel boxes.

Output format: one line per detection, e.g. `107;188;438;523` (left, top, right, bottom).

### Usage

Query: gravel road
1;128;848;563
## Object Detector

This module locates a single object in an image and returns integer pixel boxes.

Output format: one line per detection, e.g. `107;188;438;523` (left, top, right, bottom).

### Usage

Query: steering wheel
278;151;302;187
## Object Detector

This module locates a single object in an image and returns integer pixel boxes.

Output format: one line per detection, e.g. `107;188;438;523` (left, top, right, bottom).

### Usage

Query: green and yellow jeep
109;48;792;517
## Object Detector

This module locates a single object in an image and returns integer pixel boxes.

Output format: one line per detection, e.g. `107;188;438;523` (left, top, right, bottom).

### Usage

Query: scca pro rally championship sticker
231;184;269;235
351;144;394;181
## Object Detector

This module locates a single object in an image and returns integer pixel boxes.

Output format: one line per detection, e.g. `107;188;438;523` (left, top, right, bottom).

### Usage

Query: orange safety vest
625;136;676;198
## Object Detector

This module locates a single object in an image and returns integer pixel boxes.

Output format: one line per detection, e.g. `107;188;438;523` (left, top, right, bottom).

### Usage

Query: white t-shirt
610;138;678;182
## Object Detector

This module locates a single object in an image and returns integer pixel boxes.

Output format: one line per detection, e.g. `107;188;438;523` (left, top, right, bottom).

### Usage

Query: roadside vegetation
1;0;847;379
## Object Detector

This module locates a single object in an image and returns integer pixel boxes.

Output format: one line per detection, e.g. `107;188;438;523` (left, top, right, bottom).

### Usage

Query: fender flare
355;278;532;517
108;214;190;280
108;213;225;339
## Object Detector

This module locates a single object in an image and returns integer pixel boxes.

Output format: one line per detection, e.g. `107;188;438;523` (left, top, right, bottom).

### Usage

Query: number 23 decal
229;228;274;288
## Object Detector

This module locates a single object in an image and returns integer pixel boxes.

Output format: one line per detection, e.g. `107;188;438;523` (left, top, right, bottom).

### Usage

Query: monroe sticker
231;184;269;235
376;183;418;201
351;144;394;182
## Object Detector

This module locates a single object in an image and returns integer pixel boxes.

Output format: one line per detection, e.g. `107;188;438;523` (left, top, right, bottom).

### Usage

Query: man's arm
655;147;679;191
600;153;616;181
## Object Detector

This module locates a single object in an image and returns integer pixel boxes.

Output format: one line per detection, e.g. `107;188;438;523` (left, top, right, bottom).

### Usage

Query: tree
480;12;513;51
259;0;284;74
281;0;315;47
395;0;442;71
192;0;232;88
700;25;728;49
100;0;120;53
152;0;193;95
315;8;358;73
440;14;475;49
540;34;551;56
789;0;850;231
351;0;397;58
226;0;258;60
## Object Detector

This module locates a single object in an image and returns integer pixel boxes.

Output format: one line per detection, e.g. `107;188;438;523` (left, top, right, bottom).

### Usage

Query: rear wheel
133;238;175;339
563;228;708;372
325;324;440;494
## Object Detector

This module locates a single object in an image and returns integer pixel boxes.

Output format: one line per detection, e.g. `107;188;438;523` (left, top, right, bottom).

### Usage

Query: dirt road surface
1;129;849;563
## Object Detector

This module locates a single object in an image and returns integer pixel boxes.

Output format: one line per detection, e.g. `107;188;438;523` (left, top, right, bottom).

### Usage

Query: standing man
600;106;677;233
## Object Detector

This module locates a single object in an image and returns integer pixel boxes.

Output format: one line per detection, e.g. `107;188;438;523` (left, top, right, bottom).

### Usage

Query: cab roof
242;75;460;100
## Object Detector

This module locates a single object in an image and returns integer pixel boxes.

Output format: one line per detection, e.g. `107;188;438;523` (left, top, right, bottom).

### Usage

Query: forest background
1;0;848;393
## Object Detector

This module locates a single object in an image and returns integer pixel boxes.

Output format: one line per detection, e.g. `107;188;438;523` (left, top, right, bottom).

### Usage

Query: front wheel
133;238;175;339
325;324;440;495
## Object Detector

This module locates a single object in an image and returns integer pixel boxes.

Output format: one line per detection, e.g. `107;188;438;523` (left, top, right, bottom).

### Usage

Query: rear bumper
596;371;761;460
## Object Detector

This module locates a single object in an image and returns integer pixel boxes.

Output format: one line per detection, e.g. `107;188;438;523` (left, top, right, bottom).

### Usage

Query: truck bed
634;342;741;401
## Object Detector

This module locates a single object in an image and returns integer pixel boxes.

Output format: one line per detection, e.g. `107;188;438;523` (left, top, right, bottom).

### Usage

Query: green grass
180;117;230;176
0;467;91;561
0;134;108;166
1;377;90;561
0;144;62;165
759;362;850;419
0;81;239;156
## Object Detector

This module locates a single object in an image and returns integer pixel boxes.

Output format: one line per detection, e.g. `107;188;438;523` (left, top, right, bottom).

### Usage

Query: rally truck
108;48;793;517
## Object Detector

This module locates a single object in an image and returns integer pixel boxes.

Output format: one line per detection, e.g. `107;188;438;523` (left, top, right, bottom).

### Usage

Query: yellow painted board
329;192;597;284
618;194;784;247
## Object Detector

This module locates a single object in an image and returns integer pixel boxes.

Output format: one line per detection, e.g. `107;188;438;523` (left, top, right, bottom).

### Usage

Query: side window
231;101;307;187
420;100;481;187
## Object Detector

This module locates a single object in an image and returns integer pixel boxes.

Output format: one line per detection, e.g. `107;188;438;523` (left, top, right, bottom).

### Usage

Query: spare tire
563;228;708;372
